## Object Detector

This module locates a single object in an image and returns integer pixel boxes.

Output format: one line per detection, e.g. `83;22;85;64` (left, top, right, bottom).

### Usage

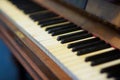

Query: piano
0;0;120;80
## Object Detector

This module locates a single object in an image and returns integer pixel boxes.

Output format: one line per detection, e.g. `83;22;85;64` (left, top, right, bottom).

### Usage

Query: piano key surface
0;0;120;80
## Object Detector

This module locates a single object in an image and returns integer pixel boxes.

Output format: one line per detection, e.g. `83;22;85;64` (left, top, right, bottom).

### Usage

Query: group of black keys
9;0;120;79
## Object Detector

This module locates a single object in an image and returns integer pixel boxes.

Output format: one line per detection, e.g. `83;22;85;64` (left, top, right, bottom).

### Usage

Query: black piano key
51;27;81;36
116;78;120;80
68;38;100;48
61;33;93;43
23;7;46;14
24;8;45;14
39;17;68;27
46;23;76;32
85;50;119;62
77;43;111;55
72;40;105;52
57;31;88;41
30;11;58;21
108;71;120;78
101;64;120;80
108;70;120;80
101;63;120;73
10;0;45;14
11;1;30;8
10;0;30;4
17;4;35;10
91;50;120;66
17;4;44;10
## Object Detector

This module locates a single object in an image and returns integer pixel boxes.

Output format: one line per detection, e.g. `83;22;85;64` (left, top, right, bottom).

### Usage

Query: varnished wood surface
51;0;120;28
0;14;72;80
86;0;120;29
33;0;120;50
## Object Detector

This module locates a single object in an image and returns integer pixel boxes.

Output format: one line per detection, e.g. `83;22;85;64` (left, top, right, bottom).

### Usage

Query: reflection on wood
86;0;120;27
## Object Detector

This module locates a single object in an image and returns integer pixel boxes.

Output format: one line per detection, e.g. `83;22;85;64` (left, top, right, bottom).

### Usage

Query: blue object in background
0;38;19;80
0;38;33;80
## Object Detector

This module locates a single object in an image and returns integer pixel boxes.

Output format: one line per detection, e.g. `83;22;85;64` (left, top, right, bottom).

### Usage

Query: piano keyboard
0;0;120;80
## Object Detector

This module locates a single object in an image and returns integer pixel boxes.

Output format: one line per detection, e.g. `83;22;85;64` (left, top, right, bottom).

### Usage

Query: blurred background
0;38;32;80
